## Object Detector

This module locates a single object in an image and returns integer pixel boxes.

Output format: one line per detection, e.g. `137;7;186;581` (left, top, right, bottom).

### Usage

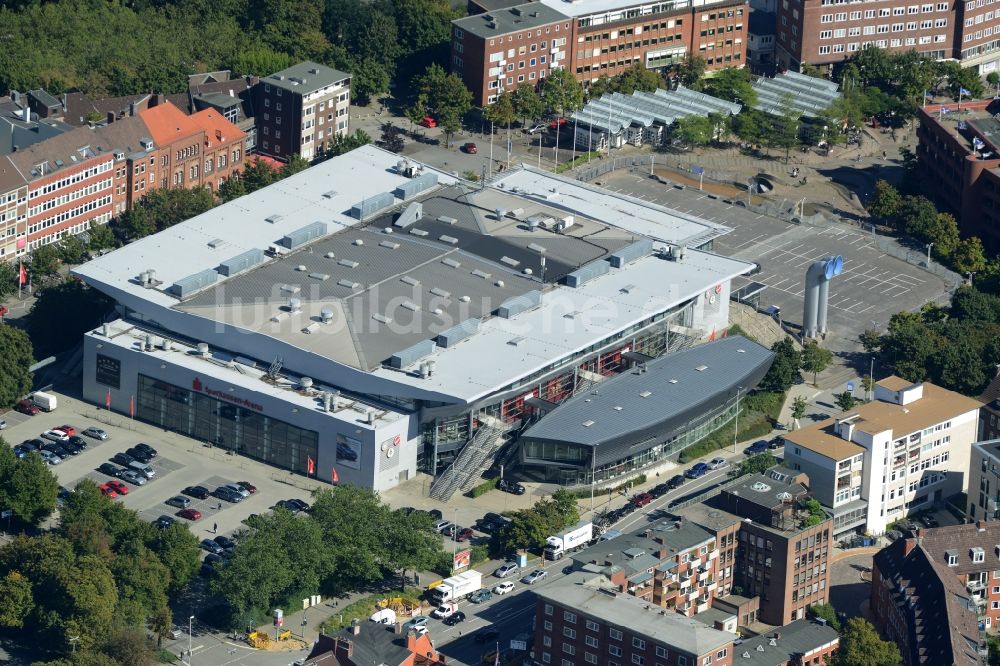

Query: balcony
968;579;986;593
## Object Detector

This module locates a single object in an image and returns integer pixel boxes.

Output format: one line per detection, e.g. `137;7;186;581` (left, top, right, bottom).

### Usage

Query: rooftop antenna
265;356;283;381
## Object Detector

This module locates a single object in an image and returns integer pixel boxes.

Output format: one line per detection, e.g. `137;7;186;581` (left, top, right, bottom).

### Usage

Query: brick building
254;61;351;162
978;372;1000;441
304;620;444;665
139;102;245;194
0;156;28;261
775;0;1000;73
452;0;749;107
872;526;989;663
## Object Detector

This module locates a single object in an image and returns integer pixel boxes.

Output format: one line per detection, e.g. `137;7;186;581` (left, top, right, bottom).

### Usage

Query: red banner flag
105;389;111;409
307;455;315;476
129;395;135;418
18;263;26;286
331;466;340;485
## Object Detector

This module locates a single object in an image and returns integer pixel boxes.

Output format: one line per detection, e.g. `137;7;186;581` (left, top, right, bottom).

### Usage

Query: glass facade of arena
136;374;318;473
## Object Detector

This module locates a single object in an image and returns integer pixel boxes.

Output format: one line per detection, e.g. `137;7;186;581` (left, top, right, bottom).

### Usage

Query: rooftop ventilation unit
436;318;481;348
265;214;284;224
437;215;458;225
394;201;424;228
168;269;218;297
430;287;450;298
320;308;335;323
608;239;654;268
207;238;225;249
494;207;508;221
409;229;428;237
394;172;438;200
497;290;542;318
400;276;420;287
388;339;435;369
280;221;328;249
218;248;265;276
350;191;395;220
380;240;400;250
439;235;458;245
565;260;610;288
442;258;461;269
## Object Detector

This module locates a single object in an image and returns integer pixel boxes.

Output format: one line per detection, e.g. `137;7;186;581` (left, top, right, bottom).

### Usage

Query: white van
369;609;397;625
129;460;155;479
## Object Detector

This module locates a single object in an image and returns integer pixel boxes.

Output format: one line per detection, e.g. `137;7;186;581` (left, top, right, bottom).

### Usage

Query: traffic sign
846;381;854;393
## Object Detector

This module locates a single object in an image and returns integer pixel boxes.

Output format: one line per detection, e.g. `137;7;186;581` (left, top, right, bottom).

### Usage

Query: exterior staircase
429;416;512;502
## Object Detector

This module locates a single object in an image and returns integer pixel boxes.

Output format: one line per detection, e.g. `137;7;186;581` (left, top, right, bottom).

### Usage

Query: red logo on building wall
192;377;203;392
393;435;401;446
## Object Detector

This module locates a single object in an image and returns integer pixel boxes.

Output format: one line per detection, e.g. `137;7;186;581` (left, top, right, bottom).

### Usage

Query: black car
98;462;121;477
475;627;501;643
200;539;225;555
20;439;41;451
498;479;526;495
43;443;70;458
484;512;505;525
153;515;175;529
429;509;443;521
214;535;235;550
200;553;223;576
58;440;83;455
126;447;154;463
67;435;88;451
112;452;135;466
667;475;686;490
475;519;496;534
768;437;784;450
288;498;311;512
274;499;301;513
442;611;466;626
650;482;670;498
134;442;158;458
182;485;211;500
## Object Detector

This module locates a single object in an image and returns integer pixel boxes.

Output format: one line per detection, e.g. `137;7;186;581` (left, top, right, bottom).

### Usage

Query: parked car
498;479;526;495
667;475;686;490
214;535;236;550
768;437;784;450
0;419;6;430
493;581;515;595
99;483;118;498
469;589;493;604
38;450;61;465
237;481;257;494
222;483;250;498
443;611;466;626
429;509;444;521
432;603;458;619
548;117;568;129
708;457;728;470
15;400;39;416
67;435;88;451
214;486;243;503
288;498;310;513
475;627;501;643
166;495;191;509
744;440;769;455
153;515;175;529
650;483;670;498
134;442;157;458
183;485;211;500
405;617;429;631
420;116;437;128
128;461;156;479
119;469;147;486
43;443;70;458
58;440;83;455
483;512;505;525
106;480;129;495
273;499;302;513
19;439;41;452
176;508;202;521
433;519;454;534
12;445;30;459
455;527;475;542
200;553;223;576
126;447;154;463
111;452;135;467
200;539;225;555
57;425;76;437
522;569;548;585
632;492;653;507
526;124;546;135
685;462;709;478
461;142;478;154
494;562;519;578
41;429;69;443
82;427;109;440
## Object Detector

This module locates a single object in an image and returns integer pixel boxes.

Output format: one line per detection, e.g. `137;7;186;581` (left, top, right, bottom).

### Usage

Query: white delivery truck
31;391;57;412
544;520;593;560
428;570;482;604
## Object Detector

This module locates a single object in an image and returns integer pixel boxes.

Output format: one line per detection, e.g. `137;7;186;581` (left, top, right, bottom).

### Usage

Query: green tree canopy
27;280;114;358
832;618;902;666
0;443;59;526
801;341;833;385
673;115;714;146
835;391;857;412
512;85;545;125
703;67;757;106
867;180;901;225
541;67;585;116
484;91;517;128
0;324;33;408
759;337;801;392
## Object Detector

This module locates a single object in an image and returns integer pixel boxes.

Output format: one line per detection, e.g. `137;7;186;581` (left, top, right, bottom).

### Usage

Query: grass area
467;478;497;498
555;151;602;173
677;391;784;463
567;474;648;499
318;587;424;633
157;648;179;663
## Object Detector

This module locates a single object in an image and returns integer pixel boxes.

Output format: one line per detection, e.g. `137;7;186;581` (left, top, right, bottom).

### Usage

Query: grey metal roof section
168;268;218;298
453;2;568;39
497;289;542;318
389;339;436;369
565;259;611;287
395;201;424;228
436;318;481;348
218;248;265;276
608;239;653;268
280;221;328;249
735;619;840;666
571;88;741;134
394;172;438;200
264;61;350;93
351;191;395;220
521;336;774;451
752;71;841;118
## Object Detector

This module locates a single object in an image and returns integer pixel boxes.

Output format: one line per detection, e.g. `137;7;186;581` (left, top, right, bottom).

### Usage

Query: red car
631;492;653;508
462;142;478;154
99;484;118;498
176;508;202;521
420;116;437;128
58;425;76;437
15;400;38;416
106;480;129;495
456;528;475;542
237;481;257;494
548;117;568;129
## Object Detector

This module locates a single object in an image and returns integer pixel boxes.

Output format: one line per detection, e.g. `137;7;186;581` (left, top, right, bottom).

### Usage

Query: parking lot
0;392;321;546
596;170;952;351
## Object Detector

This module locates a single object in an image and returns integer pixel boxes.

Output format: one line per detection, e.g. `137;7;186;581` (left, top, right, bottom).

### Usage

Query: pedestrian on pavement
213;522;217;534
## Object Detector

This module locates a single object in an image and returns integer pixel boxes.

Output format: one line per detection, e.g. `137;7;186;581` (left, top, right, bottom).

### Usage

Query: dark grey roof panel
608;239;653;268
565;259;611;287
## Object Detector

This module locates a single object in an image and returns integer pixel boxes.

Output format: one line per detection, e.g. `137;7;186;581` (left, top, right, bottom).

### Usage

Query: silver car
119;469;147;486
82;427;109;440
38;450;61;465
494;562;519;578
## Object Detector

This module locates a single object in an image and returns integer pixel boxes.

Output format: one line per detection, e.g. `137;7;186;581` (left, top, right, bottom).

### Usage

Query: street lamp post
733;386;744;452
590;445;599;513
926;242;933;267
188;615;194;665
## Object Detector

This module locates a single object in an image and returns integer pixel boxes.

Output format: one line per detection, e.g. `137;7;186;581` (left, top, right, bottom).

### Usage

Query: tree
926;212;960;260
541;68;585;118
791;396;808;428
867;180;901;226
0;570;33;628
734;452;777;476
801;341;833;385
0;261;16;299
484;91;517;128
27;280;113;358
934;338;987;394
405;98;428;131
240;158;278;193
859;329;882;354
897;195;938;237
86;220;116;253
832;618;902;666
325;129;372;157
615;64;662;95
675;55;706;88
111;206;155;243
733;108;767;147
149;604;173;648
759;337;801;392
703;67;757;106
551;489;581;528
279;154;310;178
377;123;404;154
835;391;856;412
58;235;88;265
673;115;714;147
99;626;155;666
218;175;247;202
954;236;988;274
30;244;61;279
0;324;33;408
152;522;200;594
0;443;59;525
512;85;545;126
861;375;875;399
499;508;551;552
989;72;1000;87
768;93;802;161
413;63;473;147
350;58;391;105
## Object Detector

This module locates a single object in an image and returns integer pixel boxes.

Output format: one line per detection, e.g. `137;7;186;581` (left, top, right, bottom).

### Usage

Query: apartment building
0;156;28;261
871;526;989;663
968;439;1000;520
783;376;981;537
776;0;1000;72
254;61;351;162
978;371;1000;440
139;103;245;194
452;0;749;107
534;572;736;666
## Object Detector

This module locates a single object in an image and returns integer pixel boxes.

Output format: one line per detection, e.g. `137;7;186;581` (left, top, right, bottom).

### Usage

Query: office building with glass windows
75;144;752;494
